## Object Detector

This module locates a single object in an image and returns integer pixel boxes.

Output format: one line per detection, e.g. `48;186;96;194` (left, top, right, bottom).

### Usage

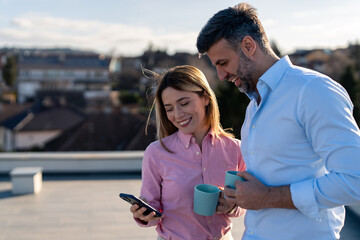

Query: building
0;101;156;152
44;109;156;151
16;51;112;107
0;103;32;151
0;102;86;151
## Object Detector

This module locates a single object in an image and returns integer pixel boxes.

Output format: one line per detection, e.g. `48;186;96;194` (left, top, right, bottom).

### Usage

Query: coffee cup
225;170;245;189
193;184;221;216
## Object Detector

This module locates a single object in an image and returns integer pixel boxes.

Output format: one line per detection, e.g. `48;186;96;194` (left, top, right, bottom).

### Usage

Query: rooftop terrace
0;173;245;240
0;152;359;240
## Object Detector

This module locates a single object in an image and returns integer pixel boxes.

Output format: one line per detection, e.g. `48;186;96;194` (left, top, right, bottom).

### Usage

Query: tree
340;65;357;100
118;90;142;105
2;56;17;86
215;81;249;139
350;42;360;71
113;68;141;91
270;40;282;58
339;65;360;126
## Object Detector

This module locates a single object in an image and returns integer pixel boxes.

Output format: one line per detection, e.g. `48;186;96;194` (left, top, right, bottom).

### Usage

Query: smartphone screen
119;193;162;217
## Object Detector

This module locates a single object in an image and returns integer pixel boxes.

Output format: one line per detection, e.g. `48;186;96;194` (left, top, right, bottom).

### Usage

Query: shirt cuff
134;217;159;227
290;179;320;219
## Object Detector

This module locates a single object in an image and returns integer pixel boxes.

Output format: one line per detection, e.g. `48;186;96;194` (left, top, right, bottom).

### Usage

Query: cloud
265;2;360;53
262;18;277;28
0;15;198;56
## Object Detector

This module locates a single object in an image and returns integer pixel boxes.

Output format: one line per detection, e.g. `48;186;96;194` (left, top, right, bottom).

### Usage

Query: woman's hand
216;188;236;214
130;197;162;224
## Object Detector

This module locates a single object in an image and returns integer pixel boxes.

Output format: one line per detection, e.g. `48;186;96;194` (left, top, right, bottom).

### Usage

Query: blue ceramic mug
193;184;221;216
225;170;245;189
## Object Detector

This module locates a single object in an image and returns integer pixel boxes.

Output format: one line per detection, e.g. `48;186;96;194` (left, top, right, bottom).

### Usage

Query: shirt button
250;231;254;235
208;220;211;224
203;168;206;171
196;151;200;155
252;125;255;129
316;218;322;223
185;144;189;148
251;151;254;155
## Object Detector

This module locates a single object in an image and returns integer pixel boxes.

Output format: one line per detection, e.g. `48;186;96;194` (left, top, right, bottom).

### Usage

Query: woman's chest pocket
161;168;201;202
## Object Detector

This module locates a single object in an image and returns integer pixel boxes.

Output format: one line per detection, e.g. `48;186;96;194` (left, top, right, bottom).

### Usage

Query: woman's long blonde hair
145;65;234;152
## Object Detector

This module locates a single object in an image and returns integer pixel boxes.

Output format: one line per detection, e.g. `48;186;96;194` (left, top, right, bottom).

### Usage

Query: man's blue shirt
241;56;360;239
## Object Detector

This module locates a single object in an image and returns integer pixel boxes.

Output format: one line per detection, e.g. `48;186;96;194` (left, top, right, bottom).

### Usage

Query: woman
130;65;245;240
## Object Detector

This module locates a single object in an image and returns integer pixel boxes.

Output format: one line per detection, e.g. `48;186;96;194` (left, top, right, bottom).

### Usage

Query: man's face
207;38;256;93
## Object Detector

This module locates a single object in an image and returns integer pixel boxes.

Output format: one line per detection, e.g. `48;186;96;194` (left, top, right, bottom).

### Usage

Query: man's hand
224;171;296;210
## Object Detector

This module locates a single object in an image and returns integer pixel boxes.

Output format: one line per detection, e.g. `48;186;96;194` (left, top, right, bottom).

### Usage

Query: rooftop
18;52;111;69
0;173;246;240
0;153;359;240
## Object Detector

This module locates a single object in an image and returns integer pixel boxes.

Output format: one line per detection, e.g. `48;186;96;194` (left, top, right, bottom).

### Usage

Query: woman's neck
194;125;211;150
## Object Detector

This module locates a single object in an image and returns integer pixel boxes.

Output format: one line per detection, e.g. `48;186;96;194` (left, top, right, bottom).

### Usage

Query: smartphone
119;193;162;217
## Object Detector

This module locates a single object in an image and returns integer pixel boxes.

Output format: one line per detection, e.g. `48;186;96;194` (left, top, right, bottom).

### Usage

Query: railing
0;151;144;174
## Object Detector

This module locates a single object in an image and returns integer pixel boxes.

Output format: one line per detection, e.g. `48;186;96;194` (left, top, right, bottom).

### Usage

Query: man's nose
217;67;227;81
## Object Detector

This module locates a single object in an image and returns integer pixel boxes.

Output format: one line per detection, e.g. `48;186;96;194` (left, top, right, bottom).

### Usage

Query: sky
0;0;359;56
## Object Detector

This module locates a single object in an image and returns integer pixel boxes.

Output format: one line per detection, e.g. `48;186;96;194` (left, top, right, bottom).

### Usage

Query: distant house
305;49;332;73
45;109;157;151
0;103;32;151
0;101;156;152
289;49;333;73
16;52;112;106
0;102;86;151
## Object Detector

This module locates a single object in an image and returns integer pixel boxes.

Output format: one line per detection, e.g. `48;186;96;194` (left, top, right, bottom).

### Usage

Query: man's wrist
265;185;296;209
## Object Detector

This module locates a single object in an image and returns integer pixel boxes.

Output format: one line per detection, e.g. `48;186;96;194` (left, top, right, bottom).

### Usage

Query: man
197;3;360;240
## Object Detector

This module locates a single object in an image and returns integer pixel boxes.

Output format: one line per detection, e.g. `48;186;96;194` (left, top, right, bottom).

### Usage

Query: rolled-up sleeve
290;179;320;218
292;77;360;218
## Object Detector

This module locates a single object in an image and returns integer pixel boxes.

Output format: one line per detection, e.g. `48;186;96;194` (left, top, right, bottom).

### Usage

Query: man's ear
240;36;256;57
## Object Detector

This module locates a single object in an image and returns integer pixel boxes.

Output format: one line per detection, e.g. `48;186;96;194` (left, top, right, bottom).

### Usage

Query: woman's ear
203;95;210;106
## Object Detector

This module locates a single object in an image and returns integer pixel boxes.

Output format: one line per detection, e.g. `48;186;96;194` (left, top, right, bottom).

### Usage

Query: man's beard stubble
236;56;256;93
233;47;257;93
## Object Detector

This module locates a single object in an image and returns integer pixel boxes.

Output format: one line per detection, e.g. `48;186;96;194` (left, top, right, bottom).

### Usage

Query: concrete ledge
10;167;42;195
0;151;144;174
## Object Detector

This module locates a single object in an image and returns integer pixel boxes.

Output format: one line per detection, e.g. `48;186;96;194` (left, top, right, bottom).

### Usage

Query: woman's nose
174;106;184;118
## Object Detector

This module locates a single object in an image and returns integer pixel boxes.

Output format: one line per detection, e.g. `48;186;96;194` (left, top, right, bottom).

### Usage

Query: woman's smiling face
161;87;209;138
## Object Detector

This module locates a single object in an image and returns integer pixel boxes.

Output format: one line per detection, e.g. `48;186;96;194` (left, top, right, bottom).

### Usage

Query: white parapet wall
0;151;144;174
